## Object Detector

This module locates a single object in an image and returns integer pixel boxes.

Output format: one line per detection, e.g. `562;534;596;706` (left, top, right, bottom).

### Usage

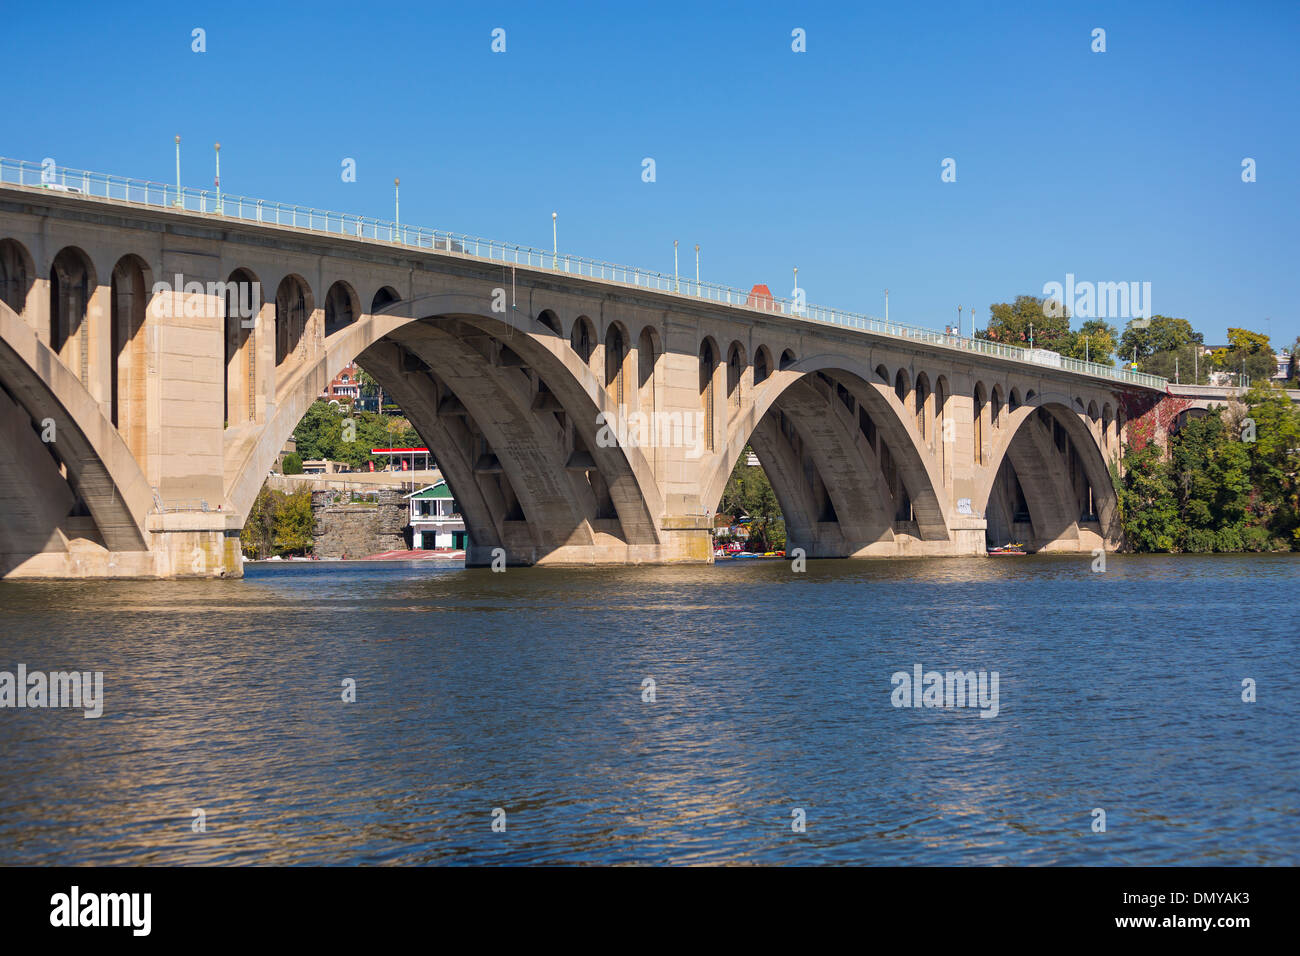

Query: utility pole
173;135;182;208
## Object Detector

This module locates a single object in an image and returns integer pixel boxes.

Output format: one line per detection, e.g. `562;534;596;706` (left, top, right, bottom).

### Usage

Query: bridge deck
0;156;1167;393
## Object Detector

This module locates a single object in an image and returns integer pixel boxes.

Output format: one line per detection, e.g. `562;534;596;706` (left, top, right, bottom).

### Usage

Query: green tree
1058;319;1118;366
1119;315;1198;362
282;452;303;475
1242;384;1300;545
242;484;278;559
978;295;1069;350
273;488;315;556
1116;388;1299;553
719;447;786;552
290;400;423;470
1117;443;1183;552
1209;328;1275;385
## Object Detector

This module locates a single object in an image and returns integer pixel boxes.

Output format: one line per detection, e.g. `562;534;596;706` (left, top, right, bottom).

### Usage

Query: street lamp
173;135;182;208
884;289;889;323
552;211;557;268
674;240;679;292
213;142;221;214
793;267;799;313
694;243;700;294
394;178;400;240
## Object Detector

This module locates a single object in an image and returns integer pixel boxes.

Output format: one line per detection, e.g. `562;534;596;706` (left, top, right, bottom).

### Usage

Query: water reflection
0;553;1296;864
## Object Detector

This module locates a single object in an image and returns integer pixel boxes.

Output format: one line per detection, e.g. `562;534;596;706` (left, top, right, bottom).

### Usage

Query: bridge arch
226;294;666;566
977;393;1119;551
0;238;35;318
570;314;595;367
604;320;629;405
110;254;152;464
703;354;954;556
273;273;316;380
50;246;97;383
324;280;360;338
726;340;746;409
753;345;772;385
370;285;401;315
223;267;260;429
0;298;152;573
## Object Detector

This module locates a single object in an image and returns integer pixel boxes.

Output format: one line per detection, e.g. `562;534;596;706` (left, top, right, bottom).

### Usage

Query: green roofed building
403;480;468;550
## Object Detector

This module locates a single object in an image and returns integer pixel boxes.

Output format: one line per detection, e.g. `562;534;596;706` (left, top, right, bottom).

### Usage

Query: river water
0;554;1295;865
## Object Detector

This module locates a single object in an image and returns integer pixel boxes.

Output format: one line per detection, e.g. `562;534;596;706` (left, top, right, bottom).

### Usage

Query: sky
3;0;1297;350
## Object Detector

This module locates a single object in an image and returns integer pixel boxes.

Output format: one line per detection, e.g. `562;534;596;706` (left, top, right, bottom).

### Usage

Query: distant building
300;458;352;475
405;480;468;550
1273;352;1293;381
370;447;434;471
746;283;781;313
321;360;380;410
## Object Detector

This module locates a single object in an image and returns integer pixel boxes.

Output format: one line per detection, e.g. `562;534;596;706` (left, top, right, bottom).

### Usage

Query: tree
274;488;315;555
1119;315;1198;362
1116;388;1299;553
1117;443;1182;552
1210;328;1274;384
290;400;423;469
719;447;786;552
242;484;278;559
1057;318;1118;366
978;295;1070;350
282;452;303;475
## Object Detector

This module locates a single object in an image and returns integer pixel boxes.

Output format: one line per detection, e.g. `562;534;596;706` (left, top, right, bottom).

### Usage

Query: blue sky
4;0;1297;349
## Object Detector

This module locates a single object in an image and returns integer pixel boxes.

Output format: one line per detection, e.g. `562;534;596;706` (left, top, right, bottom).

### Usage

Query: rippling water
0;554;1296;865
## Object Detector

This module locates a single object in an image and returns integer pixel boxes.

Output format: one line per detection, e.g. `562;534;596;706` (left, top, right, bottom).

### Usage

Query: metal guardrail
0;156;1169;391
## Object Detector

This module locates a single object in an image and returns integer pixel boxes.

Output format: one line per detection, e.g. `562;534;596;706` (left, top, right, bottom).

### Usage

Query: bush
1214;527;1244;553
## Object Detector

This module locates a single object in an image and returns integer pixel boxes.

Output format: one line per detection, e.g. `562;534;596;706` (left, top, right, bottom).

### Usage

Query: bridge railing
0;156;1168;391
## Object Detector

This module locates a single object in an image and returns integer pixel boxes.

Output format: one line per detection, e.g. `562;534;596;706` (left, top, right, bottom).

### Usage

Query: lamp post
958;305;963;338
884;289;889;324
394;178;400;241
694;243;700;294
969;305;974;339
674;240;679;292
213;142;221;214
551;211;557;268
173;135;182;208
793;267;799;313
1029;322;1035;350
